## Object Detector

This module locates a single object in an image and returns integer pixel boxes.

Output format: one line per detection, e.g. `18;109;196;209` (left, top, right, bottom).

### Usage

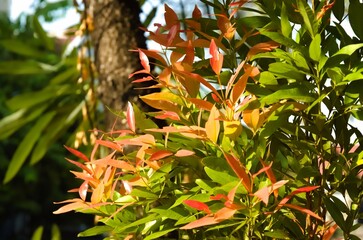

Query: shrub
55;1;363;239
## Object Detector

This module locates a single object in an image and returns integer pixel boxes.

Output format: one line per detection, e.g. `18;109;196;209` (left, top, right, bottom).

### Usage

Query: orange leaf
64;145;89;162
175;149;195;157
164;4;179;29
180;216;217;229
91;182;105;204
247;41;280;60
188;98;214;111
283;203;323;221
214;207;237;221
53;199;89;214
243;108;261;132
181;72;221;100
91;159;136;172
184;200;211;214
209;39;224;75
79;181;88;201
149;150;173;161
167;24;179;47
323;224;338;240
155;111;180;121
253;180;288;205
231;66;252;103
138;49;150;73
66;158;93;175
223;152;252;193
127;102;136;132
278;186;319;208
95;139;122;151
217;14;235;40
205;105;220;143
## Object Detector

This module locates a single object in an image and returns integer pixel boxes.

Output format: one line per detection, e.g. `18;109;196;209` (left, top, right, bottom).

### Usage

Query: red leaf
138;49;150;73
64;145;89;162
192;5;202;19
184;200;211;214
180;216;217;229
127;102;136;132
278;186;319;207
209;39;224;75
210;194;228;201
223;152;252;193
283;203;323;221
149;150;173;161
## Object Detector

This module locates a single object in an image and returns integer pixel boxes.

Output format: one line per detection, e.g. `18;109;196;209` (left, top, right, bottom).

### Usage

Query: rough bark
91;0;147;130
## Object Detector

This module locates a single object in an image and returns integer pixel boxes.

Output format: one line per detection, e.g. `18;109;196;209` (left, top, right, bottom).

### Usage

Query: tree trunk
91;0;146;130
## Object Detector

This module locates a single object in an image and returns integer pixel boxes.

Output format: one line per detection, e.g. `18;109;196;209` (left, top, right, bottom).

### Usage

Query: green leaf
0;39;44;58
262;83;316;105
30;103;83;165
149;162;174;183
6;85;73;111
205;167;238;185
260;31;306;54
131;188;158;199
144;228;178;240
332;0;344;21
268;62;305;80
264;229;290;239
0;105;48;140
51;224;61;240
78;225;113;237
297;0;316;37
281;2;292;37
258;71;278;85
325;43;363;68
50;67;78;84
33;15;54;51
115;214;158;232
3;111;56;183
309;34;321;62
143;7;157;28
324;197;347;232
31;226;44;240
150;206;187;220
349;0;363;40
0;61;56;75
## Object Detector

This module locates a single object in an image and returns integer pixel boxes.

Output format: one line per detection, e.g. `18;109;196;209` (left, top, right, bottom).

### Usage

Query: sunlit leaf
223;152;251;193
184;200;211;214
205;105;220;143
209;39;223;75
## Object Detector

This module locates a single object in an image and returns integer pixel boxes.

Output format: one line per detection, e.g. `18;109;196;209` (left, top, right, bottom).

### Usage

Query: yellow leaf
223;120;242;140
205;105;220;143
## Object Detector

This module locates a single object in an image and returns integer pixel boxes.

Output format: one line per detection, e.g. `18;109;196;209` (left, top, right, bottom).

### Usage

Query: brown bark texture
91;0;147;130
